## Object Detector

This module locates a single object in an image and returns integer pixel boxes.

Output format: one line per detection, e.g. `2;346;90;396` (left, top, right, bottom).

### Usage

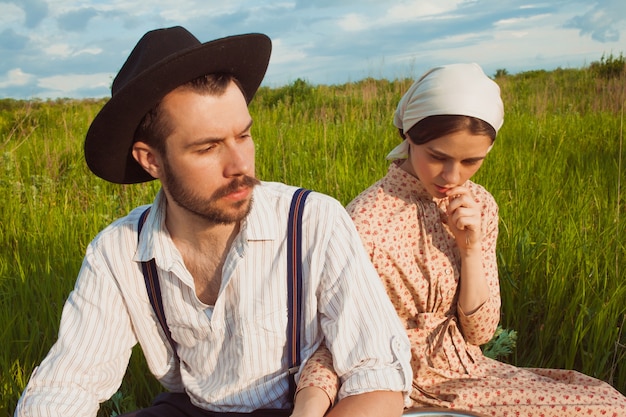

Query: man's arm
306;197;413;412
15;245;137;416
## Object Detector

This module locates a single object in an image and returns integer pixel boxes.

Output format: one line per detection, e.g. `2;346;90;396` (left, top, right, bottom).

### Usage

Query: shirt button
445;268;452;275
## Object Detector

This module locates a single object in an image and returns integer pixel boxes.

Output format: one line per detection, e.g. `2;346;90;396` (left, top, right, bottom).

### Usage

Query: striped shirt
16;182;412;416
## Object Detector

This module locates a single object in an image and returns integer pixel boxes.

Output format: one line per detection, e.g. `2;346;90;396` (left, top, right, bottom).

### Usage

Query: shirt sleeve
456;194;501;346
295;344;339;405
312;200;413;405
14;244;137;417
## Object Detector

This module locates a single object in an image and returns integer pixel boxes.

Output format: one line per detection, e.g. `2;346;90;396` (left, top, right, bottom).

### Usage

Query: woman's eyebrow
428;147;486;162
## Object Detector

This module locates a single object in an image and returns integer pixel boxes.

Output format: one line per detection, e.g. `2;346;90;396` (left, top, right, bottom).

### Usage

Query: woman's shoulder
346;179;388;215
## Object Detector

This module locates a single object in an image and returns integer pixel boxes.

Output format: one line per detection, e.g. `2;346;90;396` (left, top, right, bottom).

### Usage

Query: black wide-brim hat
84;26;272;184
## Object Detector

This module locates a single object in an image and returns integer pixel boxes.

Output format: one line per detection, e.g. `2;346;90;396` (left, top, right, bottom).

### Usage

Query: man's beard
162;158;261;225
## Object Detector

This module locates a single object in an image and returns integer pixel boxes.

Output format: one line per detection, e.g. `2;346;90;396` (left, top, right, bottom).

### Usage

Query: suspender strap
138;208;177;354
286;188;311;401
137;188;311;403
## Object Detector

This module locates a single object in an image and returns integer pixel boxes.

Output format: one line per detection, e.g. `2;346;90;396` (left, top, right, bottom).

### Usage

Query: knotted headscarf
387;63;504;160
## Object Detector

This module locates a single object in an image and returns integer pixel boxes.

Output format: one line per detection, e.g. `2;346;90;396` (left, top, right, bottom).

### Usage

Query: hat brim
84;33;271;184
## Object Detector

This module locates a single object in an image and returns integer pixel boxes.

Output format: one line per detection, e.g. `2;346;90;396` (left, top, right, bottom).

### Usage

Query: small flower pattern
297;346;339;405
298;162;626;416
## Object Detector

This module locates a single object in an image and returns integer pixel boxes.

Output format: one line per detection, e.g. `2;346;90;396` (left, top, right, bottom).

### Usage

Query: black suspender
286;187;311;400
138;208;177;353
137;187;311;401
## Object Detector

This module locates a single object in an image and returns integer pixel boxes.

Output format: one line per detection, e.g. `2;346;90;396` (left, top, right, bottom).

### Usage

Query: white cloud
42;43;102;58
519;4;542;10
338;13;368;31
2;0;49;28
419;23;605;75
0;3;24;27
567;2;625;42
495;13;551;28
337;0;463;33
94;0;250;22
386;0;462;22
38;72;112;93
44;43;73;58
157;0;206;22
270;38;309;64
78;47;102;55
0;68;34;88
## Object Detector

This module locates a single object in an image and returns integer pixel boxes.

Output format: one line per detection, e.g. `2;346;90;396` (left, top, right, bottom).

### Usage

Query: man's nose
224;142;251;177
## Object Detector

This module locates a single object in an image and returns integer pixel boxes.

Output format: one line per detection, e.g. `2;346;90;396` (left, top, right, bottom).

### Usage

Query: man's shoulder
90;204;152;247
253;182;351;233
258;181;342;209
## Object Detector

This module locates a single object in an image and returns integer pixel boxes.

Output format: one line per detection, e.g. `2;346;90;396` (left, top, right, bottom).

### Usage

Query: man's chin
214;196;254;225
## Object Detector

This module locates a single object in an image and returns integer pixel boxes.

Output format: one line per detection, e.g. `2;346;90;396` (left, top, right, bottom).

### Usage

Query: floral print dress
297;162;626;416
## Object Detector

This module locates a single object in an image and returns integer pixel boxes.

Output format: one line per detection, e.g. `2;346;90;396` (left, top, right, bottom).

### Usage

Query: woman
295;63;626;416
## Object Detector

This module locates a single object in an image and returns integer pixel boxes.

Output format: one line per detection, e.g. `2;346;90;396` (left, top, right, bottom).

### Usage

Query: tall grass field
1;57;625;416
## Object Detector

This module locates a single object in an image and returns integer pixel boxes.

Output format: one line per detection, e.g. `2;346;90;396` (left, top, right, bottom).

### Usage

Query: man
15;26;411;417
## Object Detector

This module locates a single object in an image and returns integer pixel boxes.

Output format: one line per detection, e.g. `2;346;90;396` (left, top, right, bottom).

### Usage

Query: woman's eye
462;160;481;166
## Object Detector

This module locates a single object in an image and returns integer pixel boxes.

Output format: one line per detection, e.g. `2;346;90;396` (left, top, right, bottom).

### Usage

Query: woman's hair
133;73;243;154
400;114;497;145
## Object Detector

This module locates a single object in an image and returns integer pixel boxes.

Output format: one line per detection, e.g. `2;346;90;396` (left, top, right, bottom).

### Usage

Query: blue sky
0;0;624;100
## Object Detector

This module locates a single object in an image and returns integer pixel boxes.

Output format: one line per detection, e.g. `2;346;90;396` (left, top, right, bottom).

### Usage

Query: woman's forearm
458;247;490;315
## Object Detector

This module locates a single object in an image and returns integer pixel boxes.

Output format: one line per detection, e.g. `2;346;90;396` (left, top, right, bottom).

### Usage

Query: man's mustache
213;175;261;199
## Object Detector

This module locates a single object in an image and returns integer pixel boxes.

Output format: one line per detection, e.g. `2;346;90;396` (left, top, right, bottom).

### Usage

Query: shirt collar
134;189;174;265
135;184;278;265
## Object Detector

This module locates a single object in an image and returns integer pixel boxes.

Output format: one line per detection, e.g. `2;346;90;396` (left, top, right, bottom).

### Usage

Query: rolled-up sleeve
314;202;413;405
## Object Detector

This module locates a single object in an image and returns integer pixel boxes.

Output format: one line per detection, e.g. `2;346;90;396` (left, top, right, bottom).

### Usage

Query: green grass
1;60;625;416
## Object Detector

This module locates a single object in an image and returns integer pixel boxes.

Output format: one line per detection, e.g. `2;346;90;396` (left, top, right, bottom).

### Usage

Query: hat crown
85;27;271;184
112;26;201;95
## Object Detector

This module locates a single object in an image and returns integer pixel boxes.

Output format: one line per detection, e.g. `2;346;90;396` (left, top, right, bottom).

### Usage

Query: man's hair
400;115;496;145
133;73;244;154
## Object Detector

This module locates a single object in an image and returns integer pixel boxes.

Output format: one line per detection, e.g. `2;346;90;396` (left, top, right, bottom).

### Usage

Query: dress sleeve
457;194;501;346
296;344;339;405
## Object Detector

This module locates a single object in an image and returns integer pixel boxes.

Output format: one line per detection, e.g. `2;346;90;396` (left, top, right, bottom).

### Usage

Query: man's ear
132;141;162;179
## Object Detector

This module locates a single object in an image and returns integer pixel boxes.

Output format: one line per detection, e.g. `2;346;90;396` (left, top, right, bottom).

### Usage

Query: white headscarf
387;63;504;160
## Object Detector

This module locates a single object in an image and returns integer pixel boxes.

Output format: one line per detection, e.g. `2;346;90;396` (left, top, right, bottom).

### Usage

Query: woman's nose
441;162;461;185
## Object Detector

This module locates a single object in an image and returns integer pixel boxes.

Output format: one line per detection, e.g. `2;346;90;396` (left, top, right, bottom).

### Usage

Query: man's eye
198;145;216;154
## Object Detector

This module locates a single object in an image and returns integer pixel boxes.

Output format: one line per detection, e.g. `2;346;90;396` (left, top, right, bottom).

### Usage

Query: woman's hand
445;185;490;315
445;186;482;252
